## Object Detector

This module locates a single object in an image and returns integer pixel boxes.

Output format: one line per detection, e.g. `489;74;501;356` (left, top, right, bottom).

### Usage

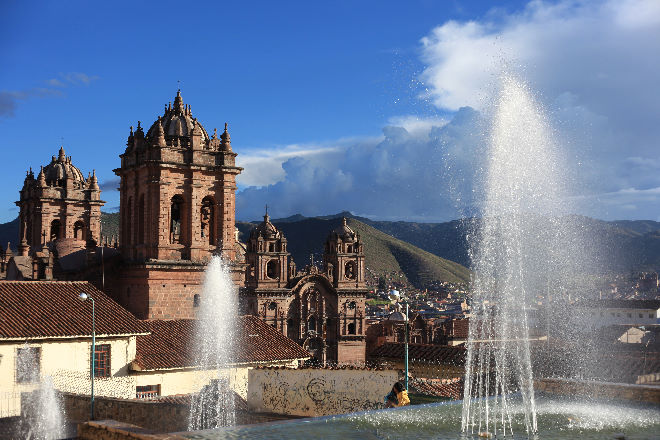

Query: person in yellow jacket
385;381;410;408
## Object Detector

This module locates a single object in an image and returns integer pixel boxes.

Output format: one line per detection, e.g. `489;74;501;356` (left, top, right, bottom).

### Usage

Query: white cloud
238;0;660;222
386;115;448;137
419;0;660;219
237;144;345;187
236;108;482;221
2;73;99;119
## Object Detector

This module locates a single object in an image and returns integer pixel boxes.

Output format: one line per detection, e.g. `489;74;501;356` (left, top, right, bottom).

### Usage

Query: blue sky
2;0;659;223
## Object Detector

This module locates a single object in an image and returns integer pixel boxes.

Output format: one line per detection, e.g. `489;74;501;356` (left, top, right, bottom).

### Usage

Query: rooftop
133;315;310;371
589;299;660;310
370;342;466;365
0;281;149;340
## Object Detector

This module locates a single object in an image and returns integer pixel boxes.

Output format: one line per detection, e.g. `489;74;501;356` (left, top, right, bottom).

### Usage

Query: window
94;344;111;378
650;314;654;319
344;261;356;280
268;243;275;252
200;197;214;245
268;302;277;311
138;195;145;244
309;316;317;333
16;347;40;383
73;221;85;240
627;313;632;318
639;313;643;318
266;260;279;279
170;195;184;244
50;219;62;241
347;322;356;335
136;385;160;400
348;301;356;310
126;197;133;245
193;294;201;307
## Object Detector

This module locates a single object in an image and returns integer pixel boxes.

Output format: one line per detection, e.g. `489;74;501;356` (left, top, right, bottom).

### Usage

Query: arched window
50;220;62;241
345;261;356;279
200;197;214;245
138;195;145;244
266;260;279;279
308;316;317;333
287;318;296;340
268;243;275;252
73;221;85;240
170;195;184;244
348;301;356;310
347;323;356;335
268;301;277;311
126;197;133;245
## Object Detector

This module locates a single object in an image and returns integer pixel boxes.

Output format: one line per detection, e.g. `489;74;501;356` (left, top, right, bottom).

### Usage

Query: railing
135;390;160;400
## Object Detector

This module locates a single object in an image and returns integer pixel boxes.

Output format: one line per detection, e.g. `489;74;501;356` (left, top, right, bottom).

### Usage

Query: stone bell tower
323;217;366;289
113;90;244;319
16;146;103;259
245;211;291;289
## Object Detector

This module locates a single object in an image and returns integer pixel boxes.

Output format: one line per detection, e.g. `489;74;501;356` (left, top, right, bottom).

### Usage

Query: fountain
188;255;238;430
176;75;660;439
16;346;65;440
460;73;607;436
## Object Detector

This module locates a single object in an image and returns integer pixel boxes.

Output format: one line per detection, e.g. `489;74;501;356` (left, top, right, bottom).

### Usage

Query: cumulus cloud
419;0;660;219
236;109;481;221
237;143;350;188
238;0;660;222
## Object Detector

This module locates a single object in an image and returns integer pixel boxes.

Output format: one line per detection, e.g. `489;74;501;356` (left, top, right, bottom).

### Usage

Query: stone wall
63;393;189;433
77;420;187;440
63;392;297;434
247;367;398;417
535;378;660;404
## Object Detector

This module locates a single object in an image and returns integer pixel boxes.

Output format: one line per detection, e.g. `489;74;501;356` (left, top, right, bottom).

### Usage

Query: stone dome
251;212;281;240
146;90;210;142
42;147;86;187
329;217;357;242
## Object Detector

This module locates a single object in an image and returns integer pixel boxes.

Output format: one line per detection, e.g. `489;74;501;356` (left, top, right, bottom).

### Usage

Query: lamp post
402;298;409;392
78;292;95;420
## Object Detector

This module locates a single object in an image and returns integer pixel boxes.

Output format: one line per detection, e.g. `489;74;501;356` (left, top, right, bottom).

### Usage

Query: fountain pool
178;395;660;439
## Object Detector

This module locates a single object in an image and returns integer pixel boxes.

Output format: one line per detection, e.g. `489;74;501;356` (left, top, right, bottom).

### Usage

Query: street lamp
78;292;95;420
400;297;409;392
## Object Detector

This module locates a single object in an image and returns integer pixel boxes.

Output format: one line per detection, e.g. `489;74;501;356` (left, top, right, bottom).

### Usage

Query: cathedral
5;91;368;364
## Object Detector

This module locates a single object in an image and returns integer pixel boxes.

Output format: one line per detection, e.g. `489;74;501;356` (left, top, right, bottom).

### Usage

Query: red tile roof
370;342;466;366
409;377;463;400
133;315;310;371
0;281;149;339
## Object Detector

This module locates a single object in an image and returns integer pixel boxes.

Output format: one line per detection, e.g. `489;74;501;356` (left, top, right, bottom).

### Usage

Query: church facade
242;214;368;364
7;90;368;364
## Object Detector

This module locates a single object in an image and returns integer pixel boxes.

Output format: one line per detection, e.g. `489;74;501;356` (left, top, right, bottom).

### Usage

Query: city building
3;90;370;364
582;299;660;330
242;215;368;364
0;281;309;418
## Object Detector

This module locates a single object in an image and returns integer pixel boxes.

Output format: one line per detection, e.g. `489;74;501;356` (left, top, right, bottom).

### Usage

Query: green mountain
238;217;470;286
5;210;660;281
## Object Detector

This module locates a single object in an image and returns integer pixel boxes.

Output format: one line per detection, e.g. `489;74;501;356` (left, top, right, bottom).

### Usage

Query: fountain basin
175;394;660;439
